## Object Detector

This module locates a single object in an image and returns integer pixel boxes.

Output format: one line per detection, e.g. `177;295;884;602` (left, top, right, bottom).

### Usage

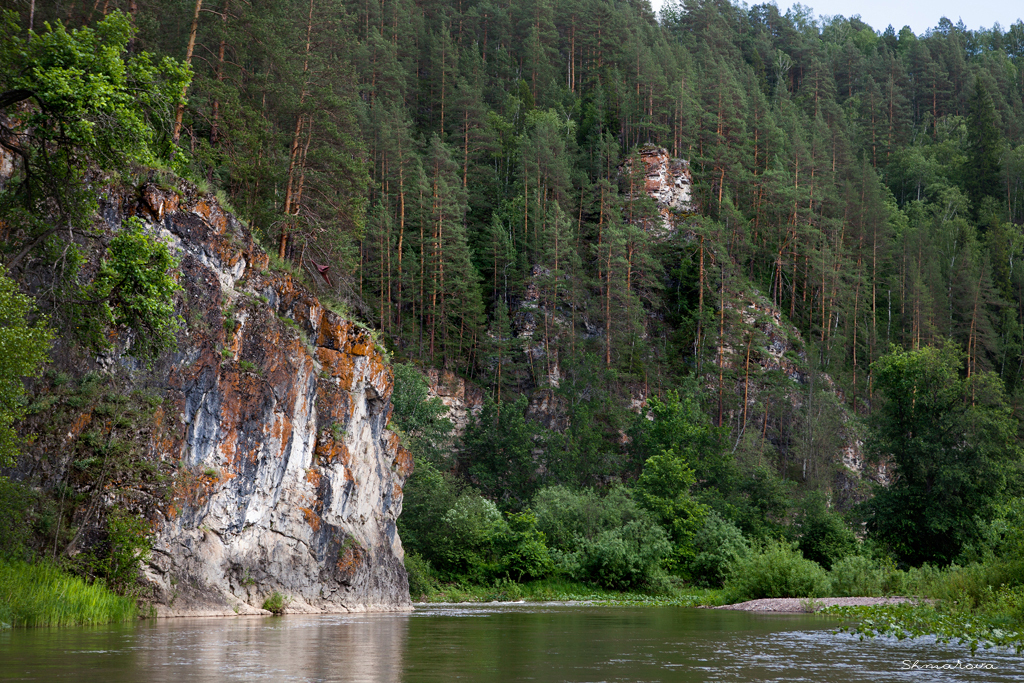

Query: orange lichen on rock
271;414;294;460
362;352;393;400
141;184;181;220
392;444;414;479
336;539;365;579
67;411;92;441
305;468;323;487
317;347;356;388
192;198;212;221
170;467;220;514
314;437;351;466
300;506;322;532
191;199;229;234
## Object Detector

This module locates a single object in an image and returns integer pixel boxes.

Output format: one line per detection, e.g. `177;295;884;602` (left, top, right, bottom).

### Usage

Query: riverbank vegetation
393;357;1024;649
0;560;138;628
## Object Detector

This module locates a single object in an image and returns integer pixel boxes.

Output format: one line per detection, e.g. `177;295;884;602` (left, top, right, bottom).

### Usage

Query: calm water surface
1;603;1021;682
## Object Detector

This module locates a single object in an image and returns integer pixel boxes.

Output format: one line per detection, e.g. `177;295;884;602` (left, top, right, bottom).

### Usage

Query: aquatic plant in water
822;602;1024;654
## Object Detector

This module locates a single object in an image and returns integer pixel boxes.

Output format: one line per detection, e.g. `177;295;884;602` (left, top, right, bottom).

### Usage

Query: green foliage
399;458;537;582
397;458;460;563
77;218;182;361
0;272;53;467
403;552;439;600
428;494;514;582
723;542;830;602
993;498;1024;580
0;11;189;266
866;344;1021;566
533;486;670;590
792;493;857;570
389;363;453;465
630;387;729;486
461;396;540;509
576;521;672;591
87;510;151;594
826;600;1024;654
0;559;137;627
684;511;750;588
238;360;260;375
964;81;1003;218
0;478;38;561
1;12;187;169
533;486;638;551
827;555;887;597
261;591;288;614
635;448;709;569
493;511;553;582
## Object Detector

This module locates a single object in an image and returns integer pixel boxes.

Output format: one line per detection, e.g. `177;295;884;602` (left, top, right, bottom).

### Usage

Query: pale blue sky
651;0;1022;36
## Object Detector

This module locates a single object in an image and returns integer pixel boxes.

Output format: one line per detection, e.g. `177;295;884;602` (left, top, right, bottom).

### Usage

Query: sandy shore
713;597;918;613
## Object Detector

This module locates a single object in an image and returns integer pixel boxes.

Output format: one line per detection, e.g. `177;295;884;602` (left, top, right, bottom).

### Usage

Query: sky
649;0;1022;36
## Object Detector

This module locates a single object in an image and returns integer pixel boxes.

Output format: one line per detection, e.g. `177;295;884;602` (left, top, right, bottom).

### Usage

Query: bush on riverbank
0;560;137;627
723;542;830;601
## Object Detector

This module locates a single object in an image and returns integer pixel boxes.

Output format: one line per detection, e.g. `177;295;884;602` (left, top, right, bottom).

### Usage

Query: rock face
108;181;413;615
424;368;484;437
622;145;695;233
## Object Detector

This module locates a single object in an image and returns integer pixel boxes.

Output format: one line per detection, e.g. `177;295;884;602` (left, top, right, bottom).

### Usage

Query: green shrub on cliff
76;218;183;361
389;363;454;465
0;272;53;468
0;11;190;271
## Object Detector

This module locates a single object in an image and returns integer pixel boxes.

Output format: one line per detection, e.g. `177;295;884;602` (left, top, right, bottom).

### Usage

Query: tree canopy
866;343;1022;565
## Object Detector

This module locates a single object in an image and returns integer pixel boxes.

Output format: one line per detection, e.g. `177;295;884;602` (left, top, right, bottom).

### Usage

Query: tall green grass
0;560;137;627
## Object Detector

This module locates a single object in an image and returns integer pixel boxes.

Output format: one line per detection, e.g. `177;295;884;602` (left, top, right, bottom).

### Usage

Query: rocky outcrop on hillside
424;368;484;437
622;145;695;233
626;148;871;501
19;178;414;615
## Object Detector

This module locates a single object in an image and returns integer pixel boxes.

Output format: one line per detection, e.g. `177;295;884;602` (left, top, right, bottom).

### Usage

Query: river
1;603;1020;682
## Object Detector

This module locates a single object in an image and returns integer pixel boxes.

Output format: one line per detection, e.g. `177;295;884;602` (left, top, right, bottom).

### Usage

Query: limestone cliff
22;178;413;615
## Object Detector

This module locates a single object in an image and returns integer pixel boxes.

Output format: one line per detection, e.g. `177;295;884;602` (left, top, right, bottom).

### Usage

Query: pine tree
964;80;1003;222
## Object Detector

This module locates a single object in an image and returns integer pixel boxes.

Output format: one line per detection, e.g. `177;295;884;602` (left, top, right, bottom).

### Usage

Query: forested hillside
111;0;1024;405
4;0;1024;601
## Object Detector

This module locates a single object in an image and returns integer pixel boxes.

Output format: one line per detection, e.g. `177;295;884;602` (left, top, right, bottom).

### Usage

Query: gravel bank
713;597;918;613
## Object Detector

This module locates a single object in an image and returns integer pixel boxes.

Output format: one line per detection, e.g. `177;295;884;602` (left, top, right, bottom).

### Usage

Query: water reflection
1;612;408;682
1;604;1021;682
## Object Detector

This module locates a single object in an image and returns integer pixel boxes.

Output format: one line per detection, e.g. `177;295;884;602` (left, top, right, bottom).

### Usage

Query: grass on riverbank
0;560;138;628
411;576;722;607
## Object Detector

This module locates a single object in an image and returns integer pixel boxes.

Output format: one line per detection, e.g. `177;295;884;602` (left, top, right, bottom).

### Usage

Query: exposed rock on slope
144;184;412;615
626;148;871;501
424;368;484;437
622;145;695;233
26;179;414;615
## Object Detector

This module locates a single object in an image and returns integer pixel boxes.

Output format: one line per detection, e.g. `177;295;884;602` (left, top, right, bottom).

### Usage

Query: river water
1;603;1021;682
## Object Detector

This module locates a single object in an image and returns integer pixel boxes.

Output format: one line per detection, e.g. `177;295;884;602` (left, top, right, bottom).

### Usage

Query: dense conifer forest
3;0;1024;624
